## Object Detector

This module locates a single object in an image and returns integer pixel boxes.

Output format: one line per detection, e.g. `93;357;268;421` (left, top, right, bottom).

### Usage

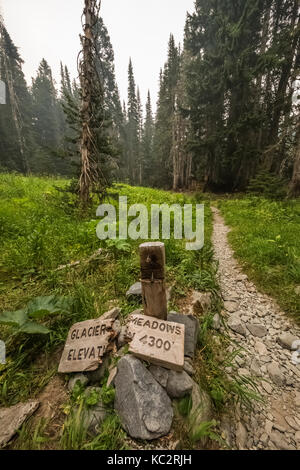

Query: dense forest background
0;0;299;195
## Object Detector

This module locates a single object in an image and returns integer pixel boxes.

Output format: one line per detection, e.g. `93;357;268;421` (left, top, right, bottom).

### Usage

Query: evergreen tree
141;90;154;186
153;35;180;188
125;58;139;184
0;20;36;173
31;59;61;151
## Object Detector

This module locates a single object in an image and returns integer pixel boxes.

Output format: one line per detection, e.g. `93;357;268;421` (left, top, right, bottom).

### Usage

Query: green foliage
219;197;300;322
247;171;287;199
0;295;72;336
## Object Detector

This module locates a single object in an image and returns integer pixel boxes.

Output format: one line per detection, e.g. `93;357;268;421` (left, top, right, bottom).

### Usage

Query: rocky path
211;207;300;450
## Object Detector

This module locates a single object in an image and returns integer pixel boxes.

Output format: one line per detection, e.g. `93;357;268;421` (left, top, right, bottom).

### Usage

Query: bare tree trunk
79;0;106;204
289;123;300;197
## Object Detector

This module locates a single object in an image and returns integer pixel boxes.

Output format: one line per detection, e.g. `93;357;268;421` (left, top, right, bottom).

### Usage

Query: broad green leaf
0;309;28;327
19;321;50;335
27;295;72;319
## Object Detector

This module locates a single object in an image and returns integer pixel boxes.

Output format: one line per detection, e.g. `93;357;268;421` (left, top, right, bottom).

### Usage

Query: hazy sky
1;0;195;109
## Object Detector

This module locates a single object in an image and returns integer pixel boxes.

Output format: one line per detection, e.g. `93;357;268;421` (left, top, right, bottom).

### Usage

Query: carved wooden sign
58;318;115;373
127;313;185;371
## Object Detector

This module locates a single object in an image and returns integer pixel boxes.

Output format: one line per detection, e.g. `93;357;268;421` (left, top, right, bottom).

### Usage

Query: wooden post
139;242;167;320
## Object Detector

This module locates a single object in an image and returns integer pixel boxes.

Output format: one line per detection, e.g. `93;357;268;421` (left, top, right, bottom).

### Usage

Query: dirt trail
211;207;300;450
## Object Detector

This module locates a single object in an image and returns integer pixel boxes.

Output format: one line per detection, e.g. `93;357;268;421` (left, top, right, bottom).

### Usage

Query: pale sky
1;0;195;110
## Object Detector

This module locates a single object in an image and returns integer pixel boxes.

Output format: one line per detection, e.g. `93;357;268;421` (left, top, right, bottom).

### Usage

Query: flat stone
68;373;89;392
261;381;273;394
126;282;142;299
254;341;268;356
246;323;267;338
277;333;299;350
0;400;39;448
224;301;238;313
228;316;247;336
260;432;269;446
236;274;248;282
236;422;247;450
270;430;295;450
267;362;285;386
166;370;194;398
167;312;199;358
101;307;120;321
114;356;173;440
295;431;300;442
149;365;169;388
128;313;185;371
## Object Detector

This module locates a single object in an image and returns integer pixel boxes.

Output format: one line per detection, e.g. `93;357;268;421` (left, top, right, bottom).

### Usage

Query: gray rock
149;365;169;388
0;400;39;448
192;292;212;315
270;430;295;450
117;325;128;349
260;432;269;446
224;301;238;313
228;315;247;336
277;333;299;350
85;355;111;384
267;362;285;386
183;357;195;376
254;341;268;356
261;381;273;394
236;274;248;282
246;323;267;338
236;422;247;450
126;282;142;300
68;373;89;392
212;313;221;330
166;370;194;398
167;312;199;358
100;307;120;321
114;355;173;440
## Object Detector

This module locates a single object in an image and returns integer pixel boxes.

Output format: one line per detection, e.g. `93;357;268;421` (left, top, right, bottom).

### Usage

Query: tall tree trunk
79;0;106;204
289;122;300;197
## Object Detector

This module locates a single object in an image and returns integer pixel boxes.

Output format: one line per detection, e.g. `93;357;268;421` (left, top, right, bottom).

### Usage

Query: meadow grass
0;173;220;449
218;197;300;323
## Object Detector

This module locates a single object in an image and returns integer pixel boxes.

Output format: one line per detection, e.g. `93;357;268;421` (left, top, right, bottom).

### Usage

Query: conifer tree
126;58;139;184
142;90;154;186
0;19;35;173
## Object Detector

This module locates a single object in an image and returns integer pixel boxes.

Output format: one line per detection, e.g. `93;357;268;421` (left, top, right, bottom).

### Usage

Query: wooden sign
58;318;115;373
139;242;168;320
127;313;185;371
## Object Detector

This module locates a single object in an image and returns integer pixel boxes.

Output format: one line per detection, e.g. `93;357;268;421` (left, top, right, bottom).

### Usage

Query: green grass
0;173;220;450
218;196;300;323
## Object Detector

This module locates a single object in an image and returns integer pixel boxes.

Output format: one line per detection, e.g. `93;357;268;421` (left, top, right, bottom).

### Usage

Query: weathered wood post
139;242;168;320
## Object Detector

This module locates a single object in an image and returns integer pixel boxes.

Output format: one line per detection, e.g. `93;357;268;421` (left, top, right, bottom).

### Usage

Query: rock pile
66;303;213;441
